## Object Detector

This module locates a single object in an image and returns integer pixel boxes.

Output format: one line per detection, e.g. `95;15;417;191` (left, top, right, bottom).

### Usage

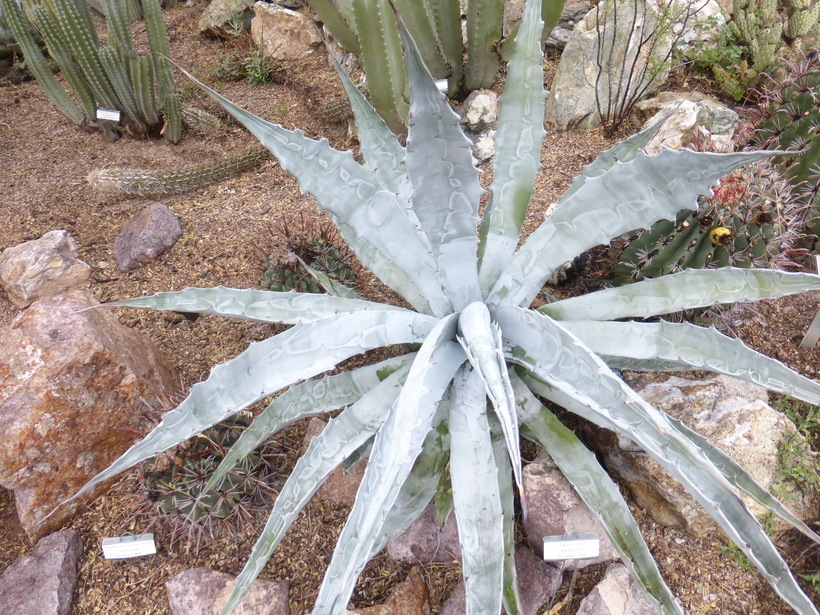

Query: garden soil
0;5;818;614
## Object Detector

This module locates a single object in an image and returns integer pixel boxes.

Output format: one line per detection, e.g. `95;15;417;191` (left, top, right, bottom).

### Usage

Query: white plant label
542;533;600;561
96;108;121;122
101;534;156;559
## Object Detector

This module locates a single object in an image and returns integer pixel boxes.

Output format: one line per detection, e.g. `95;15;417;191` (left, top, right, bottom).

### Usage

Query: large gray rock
251;2;322;60
523;450;619;570
0;230;91;308
440;545;562;615
603;373;819;536
546;0;593;50
113;202;182;273
166;567;289;615
544;0;724;131
636;91;738;153
0;529;83;615
0;290;180;539
387;502;461;565
199;0;254;37
576;563;656;615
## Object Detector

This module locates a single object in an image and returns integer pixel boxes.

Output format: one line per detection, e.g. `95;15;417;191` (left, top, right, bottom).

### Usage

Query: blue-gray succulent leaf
219;365;410;615
313;313;465;614
541;268;820;321
488;149;776;309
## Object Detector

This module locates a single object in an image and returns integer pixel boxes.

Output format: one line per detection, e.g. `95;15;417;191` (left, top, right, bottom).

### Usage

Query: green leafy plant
307;0;568;132
61;1;820;613
0;0;181;141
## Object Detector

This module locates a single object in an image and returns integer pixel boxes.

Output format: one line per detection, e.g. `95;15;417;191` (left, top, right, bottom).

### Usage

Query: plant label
101;534;156;559
96;109;121;122
542;533;600;561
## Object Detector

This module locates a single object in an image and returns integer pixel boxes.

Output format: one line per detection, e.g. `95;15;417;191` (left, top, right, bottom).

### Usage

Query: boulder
635;91;738;153
344;567;429;615
460;90;499;132
522;450;619;569
300;417;366;506
0;290;180;540
440;545;562;615
544;0;724;131
0;230;91;308
0;529;83;615
387;502;461;565
198;0;254;37
251;2;323;60
575;563;656;615
545;0;593;51
166;567;289;615
113;202;182;273
601;373;819;536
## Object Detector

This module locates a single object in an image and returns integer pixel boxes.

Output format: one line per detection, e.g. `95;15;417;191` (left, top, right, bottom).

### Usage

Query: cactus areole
63;1;820;613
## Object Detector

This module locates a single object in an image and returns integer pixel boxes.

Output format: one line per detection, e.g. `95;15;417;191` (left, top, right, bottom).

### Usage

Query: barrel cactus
62;1;820;614
609;162;805;284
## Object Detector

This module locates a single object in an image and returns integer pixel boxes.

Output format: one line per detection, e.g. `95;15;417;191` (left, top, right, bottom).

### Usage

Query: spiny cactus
180;105;222;135
784;0;820;43
145;416;268;526
87;147;272;196
261;219;358;293
755;58;820;234
0;0;181;141
609;163;805;284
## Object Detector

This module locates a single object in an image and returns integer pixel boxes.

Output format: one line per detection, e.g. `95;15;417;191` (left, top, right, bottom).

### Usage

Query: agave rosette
71;0;820;613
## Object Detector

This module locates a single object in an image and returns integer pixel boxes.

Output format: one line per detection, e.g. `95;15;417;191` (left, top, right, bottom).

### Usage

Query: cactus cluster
87;146;271;196
260;218;358;293
0;0;181;141
144;416;269;526
755;58;820;234
609;163;805;284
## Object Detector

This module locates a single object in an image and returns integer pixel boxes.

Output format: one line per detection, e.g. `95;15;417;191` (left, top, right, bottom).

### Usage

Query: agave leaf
206;354;416;492
219;366;410;615
330;55;410;200
457;302;523;502
111;286;409;325
343;437;373;473
541;268;820;321
511;373;684;615
562;320;820;405
449;366;504;615
401;19;482;311
477;0;545;293
313;314;465;614
489;410;522;615
488;150;776;309
370;405;451;555
601;357;692;372
668;415;820;546
64;311;435;507
497;306;819;615
292;254;363;299
169;61;449;316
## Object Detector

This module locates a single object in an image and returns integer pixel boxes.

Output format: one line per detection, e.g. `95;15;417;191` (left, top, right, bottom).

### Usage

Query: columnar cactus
0;0;181;141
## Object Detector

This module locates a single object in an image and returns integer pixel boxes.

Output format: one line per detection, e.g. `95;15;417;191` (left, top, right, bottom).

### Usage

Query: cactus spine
609;163;804;284
88;147;272;196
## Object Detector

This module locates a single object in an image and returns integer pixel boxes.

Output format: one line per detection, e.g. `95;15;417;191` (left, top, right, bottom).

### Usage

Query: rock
545;0;593;51
166;567;289;615
544;0;724;131
0;529;83;615
251;2;323;60
576;563;656;615
345;567;429;615
522;450;619;569
0;230;91;309
275;0;305;8
113;202;182;273
440;545;561;615
602;373;819;536
387;502;461;565
635;91;738;153
472;130;496;164
198;0;254;37
300;417;366;506
0;290;180;540
460;90;499;132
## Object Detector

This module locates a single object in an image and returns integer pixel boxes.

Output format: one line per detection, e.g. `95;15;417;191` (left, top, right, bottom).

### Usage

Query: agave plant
63;0;820;613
